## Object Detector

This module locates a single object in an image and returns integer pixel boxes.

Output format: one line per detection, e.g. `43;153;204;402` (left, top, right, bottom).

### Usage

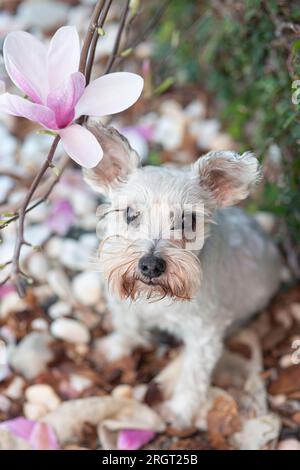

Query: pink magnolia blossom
0;26;144;168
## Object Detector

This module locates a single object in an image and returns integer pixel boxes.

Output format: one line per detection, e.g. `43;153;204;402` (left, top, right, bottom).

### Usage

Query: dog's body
84;124;282;426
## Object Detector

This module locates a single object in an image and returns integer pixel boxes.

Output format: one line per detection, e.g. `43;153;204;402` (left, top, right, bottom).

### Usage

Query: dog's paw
159;393;197;429
94;333;132;362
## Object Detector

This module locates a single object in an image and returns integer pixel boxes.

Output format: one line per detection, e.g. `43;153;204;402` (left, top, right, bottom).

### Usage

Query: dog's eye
182;212;197;231
126;207;140;224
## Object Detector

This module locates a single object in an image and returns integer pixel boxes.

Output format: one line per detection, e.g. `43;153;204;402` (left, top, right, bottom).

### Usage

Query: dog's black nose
138;255;166;279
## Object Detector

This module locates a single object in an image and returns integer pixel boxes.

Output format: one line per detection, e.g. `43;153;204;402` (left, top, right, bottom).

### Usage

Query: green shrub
153;0;300;268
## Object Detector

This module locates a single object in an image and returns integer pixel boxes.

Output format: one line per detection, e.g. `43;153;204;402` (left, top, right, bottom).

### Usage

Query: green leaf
36;130;57;136
147;151;161;166
51;166;60;177
97;27;105;36
153;77;175;96
120;48;133;58
1;212;15;218
130;0;140;15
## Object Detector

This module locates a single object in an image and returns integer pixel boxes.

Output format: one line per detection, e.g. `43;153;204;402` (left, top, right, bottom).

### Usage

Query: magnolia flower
0;26;144;168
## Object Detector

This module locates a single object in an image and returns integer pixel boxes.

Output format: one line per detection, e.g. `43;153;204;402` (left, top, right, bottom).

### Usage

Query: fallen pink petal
117;429;156;450
0;418;59;450
47;199;75;236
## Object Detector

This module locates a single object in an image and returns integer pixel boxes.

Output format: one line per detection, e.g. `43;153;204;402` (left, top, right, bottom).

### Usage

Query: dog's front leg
97;302;150;362
164;325;223;428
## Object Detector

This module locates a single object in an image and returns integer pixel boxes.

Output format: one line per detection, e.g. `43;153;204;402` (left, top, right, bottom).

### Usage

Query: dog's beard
97;236;202;301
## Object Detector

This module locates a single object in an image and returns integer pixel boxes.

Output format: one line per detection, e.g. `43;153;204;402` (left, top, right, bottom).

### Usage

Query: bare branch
85;0;114;85
104;0;130;75
5;0;111;296
2;0;144;295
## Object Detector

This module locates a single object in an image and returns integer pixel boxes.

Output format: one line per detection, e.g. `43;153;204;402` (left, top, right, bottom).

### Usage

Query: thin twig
79;0;107;75
104;0;130;74
8;0;109;296
11;136;60;296
85;0;113;85
113;0;169;71
1;156;69;228
3;0;140;295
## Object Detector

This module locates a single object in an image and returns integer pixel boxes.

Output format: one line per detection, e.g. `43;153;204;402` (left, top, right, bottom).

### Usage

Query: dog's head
84;124;260;301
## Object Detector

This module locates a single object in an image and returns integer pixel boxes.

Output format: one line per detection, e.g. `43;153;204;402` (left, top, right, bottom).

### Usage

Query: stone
27;252;48;283
0;292;27;319
4;376;25;400
50;318;90;344
45;237;64;259
48;301;72;319
69;374;92;393
0;176;14;204
72;271;102;306
47;269;72;301
112;384;133;400
31;318;48;331
8;332;54;380
18;1;68;31
70;190;96;217
60;239;90;271
277;438;300;450
23;402;48;421
290;303;300;323
25;384;61;412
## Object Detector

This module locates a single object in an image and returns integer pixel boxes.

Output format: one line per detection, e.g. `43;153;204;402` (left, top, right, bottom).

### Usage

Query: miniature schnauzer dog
83;123;282;427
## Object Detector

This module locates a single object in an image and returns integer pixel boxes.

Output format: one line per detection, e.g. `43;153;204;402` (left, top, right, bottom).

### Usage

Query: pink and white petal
0;417;35;441
117;429;155;450
59;124;103;168
47;72;85;128
0;79;6;95
75;72;144;118
29;422;59;451
47;26;81;90
3;31;47;103
0;93;57;129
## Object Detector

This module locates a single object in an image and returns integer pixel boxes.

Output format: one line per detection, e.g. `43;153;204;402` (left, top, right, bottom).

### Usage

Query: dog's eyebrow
99;208;124;221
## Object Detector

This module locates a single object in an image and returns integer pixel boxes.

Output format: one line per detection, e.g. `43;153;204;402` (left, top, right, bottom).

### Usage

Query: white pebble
61;239;90;271
70;190;96;217
50;318;90;344
72;271;102;306
47;269;72;300
278;438;300;450
25;384;60;412
4;377;25;400
46;237;64;258
69;374;92;393
23;402;48;420
18;1;68;31
112;384;133;400
8;332;54;380
31;318;48;331
27;252;48;283
48;301;72;319
0;292;27;319
0;395;10;412
279;354;294;368
290;304;300;323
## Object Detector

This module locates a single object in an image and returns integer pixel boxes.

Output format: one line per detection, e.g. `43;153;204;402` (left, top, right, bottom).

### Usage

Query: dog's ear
193;151;261;207
82;124;140;195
